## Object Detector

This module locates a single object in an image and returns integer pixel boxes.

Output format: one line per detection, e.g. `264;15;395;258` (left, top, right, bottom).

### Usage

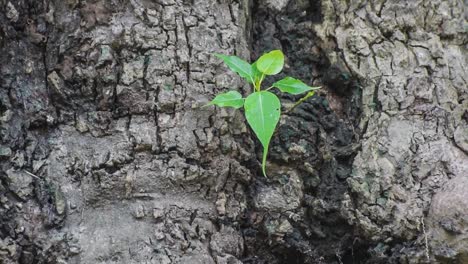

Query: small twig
286;87;321;113
420;217;430;262
24;170;42;180
287;96;308;113
352;237;357;262
336;251;344;264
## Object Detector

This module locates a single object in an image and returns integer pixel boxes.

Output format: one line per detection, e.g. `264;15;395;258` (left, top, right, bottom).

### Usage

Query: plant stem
286;90;318;113
257;74;265;92
287;97;307;113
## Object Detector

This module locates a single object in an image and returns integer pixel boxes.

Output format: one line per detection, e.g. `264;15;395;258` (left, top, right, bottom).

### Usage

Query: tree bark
0;0;466;264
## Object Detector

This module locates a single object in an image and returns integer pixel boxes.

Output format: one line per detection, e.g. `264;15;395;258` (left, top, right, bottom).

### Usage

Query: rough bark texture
0;0;466;264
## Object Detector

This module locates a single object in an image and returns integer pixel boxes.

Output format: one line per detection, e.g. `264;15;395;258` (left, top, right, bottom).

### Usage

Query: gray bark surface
0;0;466;264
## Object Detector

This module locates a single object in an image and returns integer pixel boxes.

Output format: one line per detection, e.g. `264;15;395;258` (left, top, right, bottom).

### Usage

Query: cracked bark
0;0;466;264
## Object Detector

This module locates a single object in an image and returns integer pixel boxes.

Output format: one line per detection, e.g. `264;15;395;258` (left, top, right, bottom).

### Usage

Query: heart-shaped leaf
214;54;254;84
205;91;244;109
273;77;321;95
244;91;281;176
256;50;284;75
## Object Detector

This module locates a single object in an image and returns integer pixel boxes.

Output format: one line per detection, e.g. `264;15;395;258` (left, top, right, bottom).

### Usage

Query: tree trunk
0;0;466;264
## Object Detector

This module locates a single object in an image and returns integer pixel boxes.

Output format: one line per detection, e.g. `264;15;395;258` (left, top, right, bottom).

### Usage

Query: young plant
206;50;320;176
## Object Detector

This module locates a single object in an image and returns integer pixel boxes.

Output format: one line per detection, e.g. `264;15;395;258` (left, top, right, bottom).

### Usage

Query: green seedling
206;50;320;176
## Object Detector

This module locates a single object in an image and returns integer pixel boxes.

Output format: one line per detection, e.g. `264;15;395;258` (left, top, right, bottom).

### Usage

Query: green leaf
214;54;254;84
205;91;244;109
256;50;284;75
244;91;281;176
273;77;320;95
